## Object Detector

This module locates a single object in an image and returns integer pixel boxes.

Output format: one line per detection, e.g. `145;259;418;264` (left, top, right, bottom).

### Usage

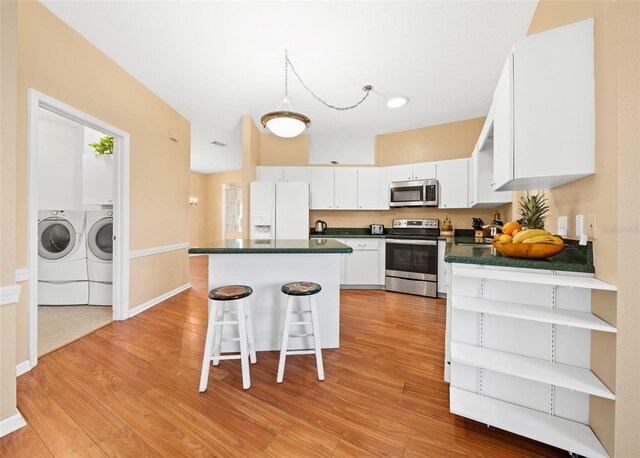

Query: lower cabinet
326;238;385;287
437;240;447;296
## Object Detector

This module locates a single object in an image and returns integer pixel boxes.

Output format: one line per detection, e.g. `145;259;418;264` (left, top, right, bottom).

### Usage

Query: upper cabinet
386;162;436;182
283;167;310;183
334;168;358;210
468;148;512;208
357;168;388;210
310;167;335;209
436;159;469;209
489;18;595;191
82;154;114;205
256;166;284;182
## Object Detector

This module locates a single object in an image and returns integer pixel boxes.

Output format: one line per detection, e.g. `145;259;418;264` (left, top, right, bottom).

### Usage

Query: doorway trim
27;89;130;368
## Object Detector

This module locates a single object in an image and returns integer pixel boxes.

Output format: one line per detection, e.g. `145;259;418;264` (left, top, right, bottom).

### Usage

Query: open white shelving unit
451;295;617;333
450;387;609;458
451;265;617;291
451;341;615;400
446;262;616;458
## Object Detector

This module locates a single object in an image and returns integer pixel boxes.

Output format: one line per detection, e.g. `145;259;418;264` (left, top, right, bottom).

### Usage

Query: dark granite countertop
309;227;390;238
189;239;353;254
444;238;595;274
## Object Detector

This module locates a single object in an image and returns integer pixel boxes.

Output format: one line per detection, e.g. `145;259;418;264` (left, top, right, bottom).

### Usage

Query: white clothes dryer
38;209;88;282
86;210;113;282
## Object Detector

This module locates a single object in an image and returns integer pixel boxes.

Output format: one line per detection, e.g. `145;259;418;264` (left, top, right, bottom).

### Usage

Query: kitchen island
189;239;352;352
443;240;616;458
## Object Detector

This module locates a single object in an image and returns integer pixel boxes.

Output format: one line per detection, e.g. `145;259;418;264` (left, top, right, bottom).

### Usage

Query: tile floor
38;305;113;356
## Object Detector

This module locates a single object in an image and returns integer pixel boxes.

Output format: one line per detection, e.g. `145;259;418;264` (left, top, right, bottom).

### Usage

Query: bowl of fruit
492;222;566;259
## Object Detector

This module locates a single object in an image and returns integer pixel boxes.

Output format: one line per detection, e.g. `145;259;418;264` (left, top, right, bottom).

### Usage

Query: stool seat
281;282;321;296
209;285;253;301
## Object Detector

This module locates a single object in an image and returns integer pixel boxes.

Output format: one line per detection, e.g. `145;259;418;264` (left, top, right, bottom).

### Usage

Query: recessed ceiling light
386;96;409;109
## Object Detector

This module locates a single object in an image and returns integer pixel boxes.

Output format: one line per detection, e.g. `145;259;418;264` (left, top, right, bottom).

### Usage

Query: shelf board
451;265;617;291
451;341;615;400
450;387;609;458
451;295;617;333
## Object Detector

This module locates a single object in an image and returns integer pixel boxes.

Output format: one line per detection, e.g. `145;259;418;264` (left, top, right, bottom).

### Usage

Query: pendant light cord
284;50;372;111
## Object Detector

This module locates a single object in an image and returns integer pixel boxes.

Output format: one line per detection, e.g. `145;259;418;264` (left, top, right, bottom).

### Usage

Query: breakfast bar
189;239;352;352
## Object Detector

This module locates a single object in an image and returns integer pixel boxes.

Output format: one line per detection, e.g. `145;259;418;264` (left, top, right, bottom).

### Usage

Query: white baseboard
0;410;27;437
128;283;191;318
0;285;21;306
16;360;31;377
15;268;30;283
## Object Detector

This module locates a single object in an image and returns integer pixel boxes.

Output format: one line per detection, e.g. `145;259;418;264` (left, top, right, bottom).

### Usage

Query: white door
492;53;514;191
386;164;413;182
412;162;437;180
275;182;309;239
437;159;469;209
257;166;284;182
357;168;385;210
283;167;310;183
310;167;334;209
334;168;358;210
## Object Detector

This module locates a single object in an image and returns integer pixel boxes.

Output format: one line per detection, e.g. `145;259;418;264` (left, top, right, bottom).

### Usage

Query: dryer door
38;218;76;260
88;218;113;261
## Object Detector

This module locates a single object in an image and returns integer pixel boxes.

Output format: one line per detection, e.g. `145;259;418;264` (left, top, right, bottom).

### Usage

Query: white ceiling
40;1;537;174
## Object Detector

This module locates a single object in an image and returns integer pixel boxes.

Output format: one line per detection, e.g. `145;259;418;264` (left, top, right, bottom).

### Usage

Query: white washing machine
38;209;89;305
86;209;113;306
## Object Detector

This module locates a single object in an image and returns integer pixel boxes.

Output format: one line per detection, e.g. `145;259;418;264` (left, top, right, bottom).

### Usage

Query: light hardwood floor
1;255;565;457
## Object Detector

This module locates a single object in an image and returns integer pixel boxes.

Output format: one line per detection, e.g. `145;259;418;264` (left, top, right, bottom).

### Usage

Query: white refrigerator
249;181;309;240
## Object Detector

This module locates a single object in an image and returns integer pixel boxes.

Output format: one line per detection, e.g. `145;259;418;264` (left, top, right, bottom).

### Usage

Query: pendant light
261;50;372;138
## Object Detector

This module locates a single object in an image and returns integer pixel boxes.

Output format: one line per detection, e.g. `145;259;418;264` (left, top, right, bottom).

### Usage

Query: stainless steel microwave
389;179;438;207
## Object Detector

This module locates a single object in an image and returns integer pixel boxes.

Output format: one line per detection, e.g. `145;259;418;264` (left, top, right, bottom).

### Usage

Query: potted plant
88;136;114;154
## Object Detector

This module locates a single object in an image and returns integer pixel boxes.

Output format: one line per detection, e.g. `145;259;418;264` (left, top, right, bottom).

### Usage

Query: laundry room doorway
27;90;130;367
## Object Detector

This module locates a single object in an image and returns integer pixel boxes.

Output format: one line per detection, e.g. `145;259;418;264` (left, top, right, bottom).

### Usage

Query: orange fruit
493;233;502;242
502;221;522;236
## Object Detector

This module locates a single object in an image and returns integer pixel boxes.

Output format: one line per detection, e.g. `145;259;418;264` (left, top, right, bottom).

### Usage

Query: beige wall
0;0;19;423
2;0;192;425
188;172;211;247
376;117;485;166
524;1;640;455
260;134;309;166
241;116;261;235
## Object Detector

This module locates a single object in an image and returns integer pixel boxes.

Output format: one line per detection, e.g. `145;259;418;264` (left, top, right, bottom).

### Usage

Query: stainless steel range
385;218;440;298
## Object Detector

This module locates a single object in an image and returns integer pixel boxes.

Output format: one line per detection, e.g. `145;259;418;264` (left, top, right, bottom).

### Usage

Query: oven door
389;182;425;207
385;239;438;281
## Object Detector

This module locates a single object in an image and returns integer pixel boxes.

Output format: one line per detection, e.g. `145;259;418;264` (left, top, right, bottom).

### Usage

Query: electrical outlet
586;215;597;239
557;216;568;237
169;267;174;279
464;220;470;228
575;215;584;238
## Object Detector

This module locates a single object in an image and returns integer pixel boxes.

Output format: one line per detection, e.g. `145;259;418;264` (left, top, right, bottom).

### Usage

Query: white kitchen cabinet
436;159;469;209
82;154;114;205
469;148;512;208
491;19;595;191
283;167;310;183
257;166;284;182
386;164;413;182
334;168;358;210
357;168;387;210
412;162;437;180
310;167;335;209
342;239;382;286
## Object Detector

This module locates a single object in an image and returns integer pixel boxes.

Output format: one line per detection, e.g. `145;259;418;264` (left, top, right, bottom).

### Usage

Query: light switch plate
576;215;584;238
557;216;568;236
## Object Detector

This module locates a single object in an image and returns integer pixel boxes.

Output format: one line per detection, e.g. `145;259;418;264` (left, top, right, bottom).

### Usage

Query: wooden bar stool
199;285;256;391
277;281;324;383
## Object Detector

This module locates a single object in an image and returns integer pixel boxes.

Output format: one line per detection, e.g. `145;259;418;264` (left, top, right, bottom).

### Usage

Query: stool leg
212;301;224;366
236;299;251;390
277;294;294;383
309;295;325;381
245;307;257;364
199;299;217;392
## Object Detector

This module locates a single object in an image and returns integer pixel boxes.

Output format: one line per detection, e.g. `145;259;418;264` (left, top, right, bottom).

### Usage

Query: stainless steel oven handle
386;239;437;246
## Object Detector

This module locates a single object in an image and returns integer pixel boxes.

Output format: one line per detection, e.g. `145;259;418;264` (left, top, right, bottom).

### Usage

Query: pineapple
518;194;549;229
